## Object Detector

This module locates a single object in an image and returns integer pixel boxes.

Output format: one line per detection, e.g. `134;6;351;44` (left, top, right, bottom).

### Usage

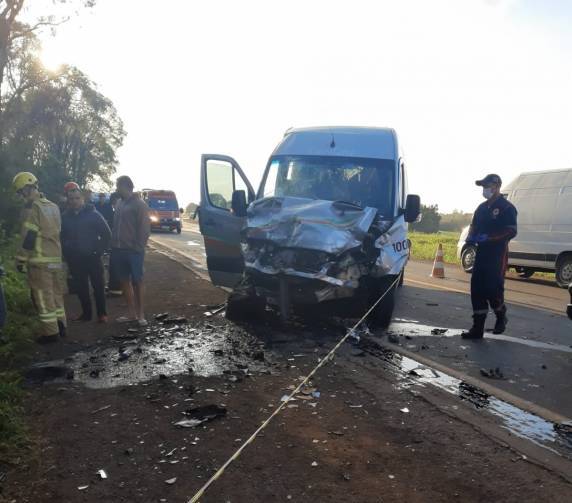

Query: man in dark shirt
462;174;518;339
567;283;572;320
61;189;111;322
95;192;115;229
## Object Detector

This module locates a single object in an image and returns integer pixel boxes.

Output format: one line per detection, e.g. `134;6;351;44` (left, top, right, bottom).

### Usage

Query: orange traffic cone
431;243;445;279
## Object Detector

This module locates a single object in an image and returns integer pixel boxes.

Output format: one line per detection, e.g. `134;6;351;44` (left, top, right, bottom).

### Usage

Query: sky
30;0;572;212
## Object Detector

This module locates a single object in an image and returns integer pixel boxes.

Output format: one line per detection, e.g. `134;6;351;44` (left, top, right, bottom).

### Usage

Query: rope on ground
188;275;401;503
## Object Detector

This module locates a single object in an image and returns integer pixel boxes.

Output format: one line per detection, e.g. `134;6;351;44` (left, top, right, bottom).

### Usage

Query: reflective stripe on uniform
23;221;40;232
28;256;62;264
473;309;488;315
55;308;65;317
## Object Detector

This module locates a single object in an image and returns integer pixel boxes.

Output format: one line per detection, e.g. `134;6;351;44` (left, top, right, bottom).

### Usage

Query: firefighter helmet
12;172;38;192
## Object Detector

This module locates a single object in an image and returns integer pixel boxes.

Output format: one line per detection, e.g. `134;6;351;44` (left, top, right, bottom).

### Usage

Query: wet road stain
357;336;572;459
32;319;275;389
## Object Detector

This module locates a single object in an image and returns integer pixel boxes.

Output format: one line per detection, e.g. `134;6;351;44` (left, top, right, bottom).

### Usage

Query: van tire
461;245;477;273
369;278;396;328
555;255;572;288
225;291;266;321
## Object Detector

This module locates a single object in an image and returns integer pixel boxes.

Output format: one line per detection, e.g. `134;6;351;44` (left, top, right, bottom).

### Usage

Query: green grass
0;237;36;460
409;231;460;263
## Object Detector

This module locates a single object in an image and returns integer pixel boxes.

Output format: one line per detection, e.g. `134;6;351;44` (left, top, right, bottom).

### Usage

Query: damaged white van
199;127;420;326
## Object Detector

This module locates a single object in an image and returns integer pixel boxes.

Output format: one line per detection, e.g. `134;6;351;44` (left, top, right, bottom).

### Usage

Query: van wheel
461;245;477;273
225;291;266;321
515;267;535;279
369;279;396;329
555;255;572;288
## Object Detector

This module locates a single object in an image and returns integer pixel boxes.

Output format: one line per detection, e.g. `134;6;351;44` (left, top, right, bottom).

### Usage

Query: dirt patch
2;251;572;502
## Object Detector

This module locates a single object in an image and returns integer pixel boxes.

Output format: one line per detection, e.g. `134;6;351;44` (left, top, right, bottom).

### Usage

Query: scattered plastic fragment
311;461;318;467
165;477;177;485
431;328;448;335
97;469;107;479
400;407;410;413
480;368;504;379
92;405;111;415
78;485;89;491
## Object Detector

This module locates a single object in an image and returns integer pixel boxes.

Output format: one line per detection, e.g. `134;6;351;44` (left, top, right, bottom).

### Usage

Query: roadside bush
0;236;36;458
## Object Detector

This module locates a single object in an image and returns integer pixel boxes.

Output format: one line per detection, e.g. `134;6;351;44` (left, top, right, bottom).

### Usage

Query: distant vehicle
141;189;184;234
198;126;420;325
457;168;572;287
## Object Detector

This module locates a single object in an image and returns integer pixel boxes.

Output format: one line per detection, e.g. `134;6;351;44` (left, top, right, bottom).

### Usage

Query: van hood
245;197;381;255
241;196;409;298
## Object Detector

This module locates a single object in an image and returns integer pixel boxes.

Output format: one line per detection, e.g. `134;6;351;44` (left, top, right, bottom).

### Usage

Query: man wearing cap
12;172;67;343
462;174;518;339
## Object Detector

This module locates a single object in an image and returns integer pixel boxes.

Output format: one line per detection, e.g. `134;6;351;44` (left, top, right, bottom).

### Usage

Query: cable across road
188;275;401;503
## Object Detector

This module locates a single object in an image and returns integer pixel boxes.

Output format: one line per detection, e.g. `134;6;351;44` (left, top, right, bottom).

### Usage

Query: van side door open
199;154;255;288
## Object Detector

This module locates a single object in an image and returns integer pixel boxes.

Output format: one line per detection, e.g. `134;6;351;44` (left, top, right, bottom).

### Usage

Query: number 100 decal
392;240;409;253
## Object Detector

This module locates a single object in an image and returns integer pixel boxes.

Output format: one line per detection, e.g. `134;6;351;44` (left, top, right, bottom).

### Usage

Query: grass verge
0;237;36;461
409;231;459;263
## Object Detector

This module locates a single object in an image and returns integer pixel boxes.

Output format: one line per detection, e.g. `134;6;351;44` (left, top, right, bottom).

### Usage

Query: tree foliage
410;204;441;233
0;1;125;235
439;209;472;232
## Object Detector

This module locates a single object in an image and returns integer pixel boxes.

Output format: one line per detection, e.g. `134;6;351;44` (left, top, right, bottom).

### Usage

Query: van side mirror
404;194;421;223
231;190;248;217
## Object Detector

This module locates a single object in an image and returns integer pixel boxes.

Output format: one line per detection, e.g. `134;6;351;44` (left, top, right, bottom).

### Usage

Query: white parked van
199;126;420;325
457;168;572;287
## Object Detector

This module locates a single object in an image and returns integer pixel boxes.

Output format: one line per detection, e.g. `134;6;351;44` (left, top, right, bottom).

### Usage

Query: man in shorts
110;176;150;326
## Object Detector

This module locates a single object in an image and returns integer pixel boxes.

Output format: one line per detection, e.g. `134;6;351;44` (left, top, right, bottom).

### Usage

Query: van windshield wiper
332;200;363;211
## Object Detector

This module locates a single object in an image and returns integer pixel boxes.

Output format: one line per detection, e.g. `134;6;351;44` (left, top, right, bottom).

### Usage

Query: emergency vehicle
141;189;183;234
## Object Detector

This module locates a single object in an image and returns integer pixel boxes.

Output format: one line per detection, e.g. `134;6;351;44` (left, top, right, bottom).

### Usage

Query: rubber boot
461;314;486;339
58;320;67;338
493;306;508;334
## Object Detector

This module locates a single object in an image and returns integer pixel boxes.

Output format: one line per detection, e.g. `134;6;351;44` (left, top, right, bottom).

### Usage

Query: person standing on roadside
61;188;111;323
567;283;572;320
110;176;150;326
106;192;123;297
12;172;66;343
462;174;518;339
95;192;114;230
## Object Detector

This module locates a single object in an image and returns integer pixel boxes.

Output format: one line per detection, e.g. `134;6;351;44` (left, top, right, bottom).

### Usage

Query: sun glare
40;45;64;72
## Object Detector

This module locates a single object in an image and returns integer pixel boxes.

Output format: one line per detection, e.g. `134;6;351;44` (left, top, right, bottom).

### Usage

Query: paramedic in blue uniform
462;174;518;339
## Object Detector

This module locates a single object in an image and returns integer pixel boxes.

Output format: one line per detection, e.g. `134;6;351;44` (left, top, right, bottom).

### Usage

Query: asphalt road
150;225;572;420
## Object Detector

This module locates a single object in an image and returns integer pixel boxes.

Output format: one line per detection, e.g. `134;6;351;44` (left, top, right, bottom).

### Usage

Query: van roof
273;126;398;160
504;167;572;192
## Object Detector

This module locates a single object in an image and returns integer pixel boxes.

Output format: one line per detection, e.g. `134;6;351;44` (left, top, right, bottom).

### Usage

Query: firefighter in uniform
567;283;572;320
462;174;518;339
13;172;67;343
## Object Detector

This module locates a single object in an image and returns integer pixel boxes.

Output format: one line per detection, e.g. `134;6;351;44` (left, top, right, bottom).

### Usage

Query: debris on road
480;368;505;380
96;469;107;479
176;404;227;428
91;405;111;415
431;328;448;335
77;485;89;491
165;477;177;485
400;407;410;413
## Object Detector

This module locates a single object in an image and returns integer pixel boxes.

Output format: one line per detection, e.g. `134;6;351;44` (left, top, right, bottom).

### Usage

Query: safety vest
16;197;63;265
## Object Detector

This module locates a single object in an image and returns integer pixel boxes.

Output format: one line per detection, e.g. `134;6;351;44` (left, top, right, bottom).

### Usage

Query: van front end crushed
238;196;409;306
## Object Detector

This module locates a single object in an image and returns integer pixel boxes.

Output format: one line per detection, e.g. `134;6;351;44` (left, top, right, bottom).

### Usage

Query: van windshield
148;198;178;211
260;155;395;216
